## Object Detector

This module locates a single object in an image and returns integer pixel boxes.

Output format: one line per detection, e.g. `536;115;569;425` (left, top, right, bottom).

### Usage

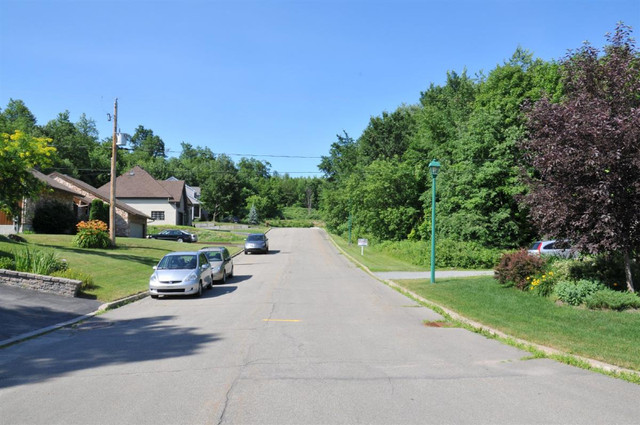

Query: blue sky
1;0;638;176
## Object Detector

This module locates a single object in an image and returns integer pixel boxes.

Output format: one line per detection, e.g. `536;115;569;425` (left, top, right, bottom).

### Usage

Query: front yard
0;232;246;301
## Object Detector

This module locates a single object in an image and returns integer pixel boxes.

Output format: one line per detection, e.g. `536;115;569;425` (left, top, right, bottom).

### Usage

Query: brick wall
0;269;81;297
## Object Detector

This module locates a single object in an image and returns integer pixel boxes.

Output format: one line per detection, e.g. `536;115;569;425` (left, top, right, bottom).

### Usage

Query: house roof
97;166;181;202
49;171;151;219
167;176;200;205
31;169;78;196
159;179;187;204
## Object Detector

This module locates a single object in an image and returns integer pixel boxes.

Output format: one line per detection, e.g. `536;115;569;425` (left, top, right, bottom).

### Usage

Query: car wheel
228;266;234;278
150;294;158;299
177;238;184;243
221;270;227;284
244;250;248;255
195;281;203;297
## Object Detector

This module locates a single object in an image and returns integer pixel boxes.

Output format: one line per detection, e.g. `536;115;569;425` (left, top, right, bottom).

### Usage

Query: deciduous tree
0;131;56;216
521;23;640;292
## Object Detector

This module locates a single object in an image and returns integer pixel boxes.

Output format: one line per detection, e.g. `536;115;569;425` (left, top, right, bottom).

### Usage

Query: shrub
547;258;575;282
585;289;640;311
568;253;640;289
89;199;109;224
528;270;557;297
51;268;95;292
554;279;605;306
73;220;111;248
32;199;77;234
378;238;502;270
436;239;503;269
494;250;546;290
13;246;67;275
0;255;15;270
268;219;315;228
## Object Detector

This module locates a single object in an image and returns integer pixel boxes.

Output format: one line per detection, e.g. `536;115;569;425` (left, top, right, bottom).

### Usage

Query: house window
151;211;165;221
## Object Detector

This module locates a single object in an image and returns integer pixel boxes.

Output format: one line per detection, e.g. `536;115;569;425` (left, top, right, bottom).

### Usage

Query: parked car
148;229;198;243
528;240;574;258
149;251;212;298
200;246;234;283
244;233;269;254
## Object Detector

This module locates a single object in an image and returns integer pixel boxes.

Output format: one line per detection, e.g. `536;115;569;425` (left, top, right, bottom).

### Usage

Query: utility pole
109;98;118;246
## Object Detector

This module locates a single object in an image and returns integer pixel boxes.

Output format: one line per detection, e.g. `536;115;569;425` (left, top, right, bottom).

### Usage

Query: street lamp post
428;159;441;283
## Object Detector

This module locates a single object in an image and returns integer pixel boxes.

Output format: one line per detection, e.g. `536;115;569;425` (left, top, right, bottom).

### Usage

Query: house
49;172;151;238
0;170;78;235
166;177;208;222
97;166;192;227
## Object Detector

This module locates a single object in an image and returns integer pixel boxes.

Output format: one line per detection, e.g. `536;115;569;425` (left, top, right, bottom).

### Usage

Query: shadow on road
227;274;252;284
0;315;221;389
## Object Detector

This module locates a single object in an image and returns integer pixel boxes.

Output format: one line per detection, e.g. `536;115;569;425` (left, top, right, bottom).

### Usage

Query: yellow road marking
263;319;301;322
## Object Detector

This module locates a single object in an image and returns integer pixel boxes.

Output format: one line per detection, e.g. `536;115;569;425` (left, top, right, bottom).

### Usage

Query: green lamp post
428;159;441;283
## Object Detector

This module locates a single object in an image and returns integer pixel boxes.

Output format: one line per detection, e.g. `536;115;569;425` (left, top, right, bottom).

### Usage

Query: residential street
1;228;639;424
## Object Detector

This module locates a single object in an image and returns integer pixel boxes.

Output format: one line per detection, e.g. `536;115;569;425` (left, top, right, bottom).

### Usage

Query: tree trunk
623;250;635;293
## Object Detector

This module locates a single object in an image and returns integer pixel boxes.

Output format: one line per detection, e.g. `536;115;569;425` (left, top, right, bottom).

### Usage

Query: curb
325;230;640;381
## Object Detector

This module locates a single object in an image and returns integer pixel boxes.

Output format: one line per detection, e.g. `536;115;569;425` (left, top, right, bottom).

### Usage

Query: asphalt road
1;228;639;424
0;284;102;343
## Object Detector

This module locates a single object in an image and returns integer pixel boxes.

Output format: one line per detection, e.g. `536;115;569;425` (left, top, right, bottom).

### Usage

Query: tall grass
13;246;65;275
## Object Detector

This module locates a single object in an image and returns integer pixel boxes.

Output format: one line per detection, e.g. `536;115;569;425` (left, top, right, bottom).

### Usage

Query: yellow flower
549;271;554;276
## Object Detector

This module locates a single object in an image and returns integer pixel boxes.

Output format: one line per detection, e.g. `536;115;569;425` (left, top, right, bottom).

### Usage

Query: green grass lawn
0;234;243;302
149;224;269;244
331;234;426;272
397;276;640;371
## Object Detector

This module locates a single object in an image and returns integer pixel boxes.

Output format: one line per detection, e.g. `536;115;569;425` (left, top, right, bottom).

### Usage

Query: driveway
0;284;103;344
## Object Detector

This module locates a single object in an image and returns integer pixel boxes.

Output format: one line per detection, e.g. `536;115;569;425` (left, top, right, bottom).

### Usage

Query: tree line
318;23;638;291
0;103;322;223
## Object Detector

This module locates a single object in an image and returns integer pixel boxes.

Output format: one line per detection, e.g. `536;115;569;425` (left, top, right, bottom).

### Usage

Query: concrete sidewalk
374;270;494;280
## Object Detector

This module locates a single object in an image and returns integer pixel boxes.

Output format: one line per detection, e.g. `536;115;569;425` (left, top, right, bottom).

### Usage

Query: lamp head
428;159;441;177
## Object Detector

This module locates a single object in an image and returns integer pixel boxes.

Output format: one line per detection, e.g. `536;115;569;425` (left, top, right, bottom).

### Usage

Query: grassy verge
331;234;428;272
0;234;243;302
396;276;640;372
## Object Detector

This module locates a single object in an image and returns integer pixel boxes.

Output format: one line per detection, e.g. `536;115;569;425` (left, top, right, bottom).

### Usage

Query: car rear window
530;242;541;250
204;251;222;261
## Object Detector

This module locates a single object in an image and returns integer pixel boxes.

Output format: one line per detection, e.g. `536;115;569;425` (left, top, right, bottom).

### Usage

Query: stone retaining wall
0;269;81;297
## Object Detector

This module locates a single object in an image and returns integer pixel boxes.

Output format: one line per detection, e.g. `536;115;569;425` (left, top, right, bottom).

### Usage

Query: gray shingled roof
31;170;78;196
97;166;179;201
49;171;150;219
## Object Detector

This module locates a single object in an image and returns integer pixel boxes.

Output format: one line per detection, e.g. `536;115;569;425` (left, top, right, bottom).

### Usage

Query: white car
149;251;213;298
199;246;234;284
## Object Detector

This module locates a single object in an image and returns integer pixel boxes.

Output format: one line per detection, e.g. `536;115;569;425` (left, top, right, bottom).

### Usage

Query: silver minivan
200;246;234;284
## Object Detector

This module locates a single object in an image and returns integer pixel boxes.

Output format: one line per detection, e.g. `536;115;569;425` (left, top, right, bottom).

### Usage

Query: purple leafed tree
521;23;640;292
